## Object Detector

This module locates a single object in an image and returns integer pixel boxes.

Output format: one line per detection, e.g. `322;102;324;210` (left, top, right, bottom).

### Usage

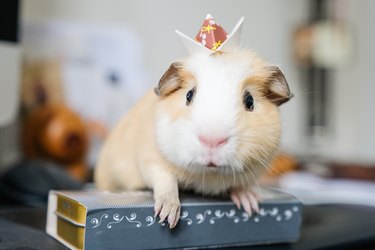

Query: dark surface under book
1;204;375;250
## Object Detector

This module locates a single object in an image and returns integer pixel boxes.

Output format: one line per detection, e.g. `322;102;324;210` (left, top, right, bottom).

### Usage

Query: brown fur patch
158;68;197;122
265;66;293;105
155;62;183;97
242;66;292;106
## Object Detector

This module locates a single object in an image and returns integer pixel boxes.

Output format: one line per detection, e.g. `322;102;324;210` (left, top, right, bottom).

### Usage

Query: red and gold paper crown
195;14;228;51
176;14;244;54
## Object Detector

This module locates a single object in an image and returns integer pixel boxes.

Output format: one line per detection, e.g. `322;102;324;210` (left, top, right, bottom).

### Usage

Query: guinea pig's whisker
291;90;319;97
242;161;261;192
246;164;262;192
233;152;264;192
253;152;272;168
201;168;206;197
242;169;253;189
220;172;226;190
290;83;319;97
237;168;247;189
235;139;279;154
229;164;236;187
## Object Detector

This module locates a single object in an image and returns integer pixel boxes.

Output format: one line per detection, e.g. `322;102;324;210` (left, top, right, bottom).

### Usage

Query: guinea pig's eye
186;87;196;105
243;91;254;111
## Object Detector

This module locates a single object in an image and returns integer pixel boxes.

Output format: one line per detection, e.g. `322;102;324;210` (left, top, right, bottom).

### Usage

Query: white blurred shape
279;171;375;207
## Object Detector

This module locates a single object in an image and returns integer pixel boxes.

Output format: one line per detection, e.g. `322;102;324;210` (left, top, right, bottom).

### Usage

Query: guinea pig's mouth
207;162;218;168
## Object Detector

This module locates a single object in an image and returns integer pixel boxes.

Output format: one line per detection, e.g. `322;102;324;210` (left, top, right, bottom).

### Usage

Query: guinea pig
94;48;292;228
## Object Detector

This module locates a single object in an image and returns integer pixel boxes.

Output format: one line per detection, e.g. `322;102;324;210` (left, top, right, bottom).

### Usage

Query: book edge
52;188;301;211
46;190;87;250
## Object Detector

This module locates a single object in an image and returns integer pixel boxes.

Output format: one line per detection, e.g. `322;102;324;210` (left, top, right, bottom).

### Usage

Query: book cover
46;189;302;249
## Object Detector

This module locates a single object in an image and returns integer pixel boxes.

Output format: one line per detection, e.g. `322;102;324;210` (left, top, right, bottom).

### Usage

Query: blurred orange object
22;105;88;181
260;153;298;185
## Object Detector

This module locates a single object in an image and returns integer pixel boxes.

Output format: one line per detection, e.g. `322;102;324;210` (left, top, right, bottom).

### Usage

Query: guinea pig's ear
265;66;293;106
154;62;183;97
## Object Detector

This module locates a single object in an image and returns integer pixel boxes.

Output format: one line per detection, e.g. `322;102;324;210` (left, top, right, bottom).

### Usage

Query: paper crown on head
176;14;244;54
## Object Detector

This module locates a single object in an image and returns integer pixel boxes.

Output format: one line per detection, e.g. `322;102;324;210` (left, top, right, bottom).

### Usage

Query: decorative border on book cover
90;206;300;229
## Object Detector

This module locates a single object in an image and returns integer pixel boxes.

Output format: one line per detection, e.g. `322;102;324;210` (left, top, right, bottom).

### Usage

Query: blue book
46;189;302;249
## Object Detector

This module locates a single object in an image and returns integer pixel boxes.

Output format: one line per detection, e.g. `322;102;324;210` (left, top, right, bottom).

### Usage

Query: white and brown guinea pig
95;48;292;228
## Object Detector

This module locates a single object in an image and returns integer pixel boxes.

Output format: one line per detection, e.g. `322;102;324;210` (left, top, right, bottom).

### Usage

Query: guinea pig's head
154;49;292;176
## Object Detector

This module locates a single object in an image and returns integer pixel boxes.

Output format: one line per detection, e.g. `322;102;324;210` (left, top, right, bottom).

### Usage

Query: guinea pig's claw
158;213;167;224
230;192;241;209
154;206;161;218
154;197;181;229
230;189;260;215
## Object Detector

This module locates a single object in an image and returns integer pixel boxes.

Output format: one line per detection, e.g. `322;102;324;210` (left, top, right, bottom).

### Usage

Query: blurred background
0;0;374;207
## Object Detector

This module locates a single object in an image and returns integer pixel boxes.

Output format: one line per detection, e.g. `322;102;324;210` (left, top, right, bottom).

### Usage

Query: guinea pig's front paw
230;189;260;216
154;195;181;229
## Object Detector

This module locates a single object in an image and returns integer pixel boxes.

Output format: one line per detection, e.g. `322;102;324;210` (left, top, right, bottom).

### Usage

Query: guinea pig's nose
199;135;229;148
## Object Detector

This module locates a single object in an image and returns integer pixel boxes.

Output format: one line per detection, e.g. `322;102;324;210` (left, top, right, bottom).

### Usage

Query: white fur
156;51;257;174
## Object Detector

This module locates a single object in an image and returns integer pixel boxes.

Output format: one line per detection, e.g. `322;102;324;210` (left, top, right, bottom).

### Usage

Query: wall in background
21;0;375;163
331;0;375;163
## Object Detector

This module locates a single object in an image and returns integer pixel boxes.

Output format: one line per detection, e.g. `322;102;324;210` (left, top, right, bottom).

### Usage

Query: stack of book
46;189;302;249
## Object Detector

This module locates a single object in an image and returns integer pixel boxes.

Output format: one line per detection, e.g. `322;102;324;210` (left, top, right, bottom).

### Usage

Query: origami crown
176;14;244;54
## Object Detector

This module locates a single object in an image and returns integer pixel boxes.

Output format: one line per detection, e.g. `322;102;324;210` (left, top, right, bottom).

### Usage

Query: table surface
0;204;375;250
